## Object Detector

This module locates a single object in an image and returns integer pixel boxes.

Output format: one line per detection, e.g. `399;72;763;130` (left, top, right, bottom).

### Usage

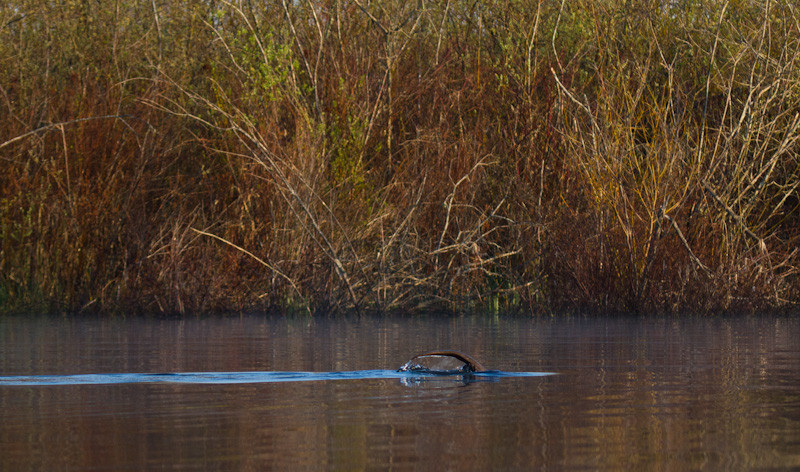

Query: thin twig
701;180;763;245
0;115;133;152
191;227;310;314
662;214;712;274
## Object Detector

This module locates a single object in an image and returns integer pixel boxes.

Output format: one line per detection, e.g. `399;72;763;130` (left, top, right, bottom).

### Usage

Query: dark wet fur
399;350;487;373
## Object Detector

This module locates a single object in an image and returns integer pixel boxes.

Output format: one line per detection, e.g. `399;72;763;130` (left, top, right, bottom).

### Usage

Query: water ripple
0;370;554;386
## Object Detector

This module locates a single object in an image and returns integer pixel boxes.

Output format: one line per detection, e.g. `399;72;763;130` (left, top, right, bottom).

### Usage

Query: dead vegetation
1;0;799;315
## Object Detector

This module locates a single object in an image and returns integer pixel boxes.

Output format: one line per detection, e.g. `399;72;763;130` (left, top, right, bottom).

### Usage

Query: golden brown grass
1;0;798;315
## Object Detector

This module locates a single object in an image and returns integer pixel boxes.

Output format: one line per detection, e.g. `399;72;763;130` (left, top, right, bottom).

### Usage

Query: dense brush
1;1;798;315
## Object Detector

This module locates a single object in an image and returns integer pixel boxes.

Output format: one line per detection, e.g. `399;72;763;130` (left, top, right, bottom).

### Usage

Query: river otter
398;350;487;374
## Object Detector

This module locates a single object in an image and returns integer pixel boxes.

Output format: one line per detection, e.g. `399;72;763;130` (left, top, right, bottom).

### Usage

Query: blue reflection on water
0;370;554;386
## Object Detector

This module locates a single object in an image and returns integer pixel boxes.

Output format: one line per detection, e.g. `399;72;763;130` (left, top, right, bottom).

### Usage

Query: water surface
1;315;799;470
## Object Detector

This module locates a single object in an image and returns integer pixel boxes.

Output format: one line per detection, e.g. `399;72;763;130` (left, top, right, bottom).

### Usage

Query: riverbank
1;1;798;315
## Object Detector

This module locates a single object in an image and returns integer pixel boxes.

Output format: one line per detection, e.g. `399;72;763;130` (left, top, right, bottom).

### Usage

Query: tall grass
1;0;798;315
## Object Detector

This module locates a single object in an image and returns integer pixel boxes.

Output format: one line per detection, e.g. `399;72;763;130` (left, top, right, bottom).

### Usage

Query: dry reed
1;0;798;315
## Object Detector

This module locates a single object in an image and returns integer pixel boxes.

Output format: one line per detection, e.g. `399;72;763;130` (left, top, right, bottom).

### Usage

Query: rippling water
1;315;799;470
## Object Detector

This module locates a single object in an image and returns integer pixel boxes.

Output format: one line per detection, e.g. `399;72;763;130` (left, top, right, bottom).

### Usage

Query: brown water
1;315;799;470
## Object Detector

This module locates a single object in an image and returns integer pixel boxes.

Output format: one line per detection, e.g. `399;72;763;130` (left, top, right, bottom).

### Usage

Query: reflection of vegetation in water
1;0;799;315
1;316;796;470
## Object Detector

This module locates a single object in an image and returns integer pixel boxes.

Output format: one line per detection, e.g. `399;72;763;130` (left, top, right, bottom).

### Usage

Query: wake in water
0;351;554;386
0;370;553;386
